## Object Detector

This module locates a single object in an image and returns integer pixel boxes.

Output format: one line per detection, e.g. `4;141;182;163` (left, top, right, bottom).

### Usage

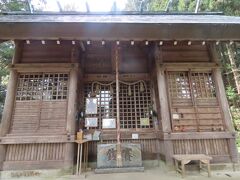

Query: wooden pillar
154;45;174;165
209;43;238;163
65;65;79;168
209;44;234;132
0;41;22;170
0;70;18;170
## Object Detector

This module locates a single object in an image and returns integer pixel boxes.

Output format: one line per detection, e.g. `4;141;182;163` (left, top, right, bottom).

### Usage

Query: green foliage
231;107;240;131
125;0;240;15
226;86;238;102
0;0;28;12
0;41;13;120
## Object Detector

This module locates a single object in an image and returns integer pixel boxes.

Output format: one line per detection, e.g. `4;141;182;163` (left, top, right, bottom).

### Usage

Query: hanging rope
91;80;147;96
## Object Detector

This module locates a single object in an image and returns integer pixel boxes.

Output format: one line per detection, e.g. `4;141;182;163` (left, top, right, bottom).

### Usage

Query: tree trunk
226;43;240;94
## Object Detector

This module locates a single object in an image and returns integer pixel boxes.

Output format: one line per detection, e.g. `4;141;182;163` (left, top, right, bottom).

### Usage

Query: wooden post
65;65;79;168
209;44;234;131
154;45;172;132
114;44;122;167
209;43;238;163
0;70;18;170
0;41;22;170
154;45;174;165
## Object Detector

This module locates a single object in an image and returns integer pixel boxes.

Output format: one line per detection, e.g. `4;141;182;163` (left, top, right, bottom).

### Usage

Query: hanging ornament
128;85;132;96
95;84;100;95
110;84;114;95
140;82;145;92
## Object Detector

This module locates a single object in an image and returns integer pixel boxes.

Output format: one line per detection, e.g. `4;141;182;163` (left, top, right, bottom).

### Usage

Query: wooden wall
5;143;65;161
21;41;72;63
10;101;67;134
172;139;229;158
162;44;210;62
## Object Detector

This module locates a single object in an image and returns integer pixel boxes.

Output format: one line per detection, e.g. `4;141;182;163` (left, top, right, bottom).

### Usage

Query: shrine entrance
80;41;158;170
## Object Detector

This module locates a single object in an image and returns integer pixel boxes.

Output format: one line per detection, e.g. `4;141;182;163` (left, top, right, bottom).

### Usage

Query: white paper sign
85;117;98;127
132;133;139;139
172;113;180;120
102;118;116;129
85;98;98;114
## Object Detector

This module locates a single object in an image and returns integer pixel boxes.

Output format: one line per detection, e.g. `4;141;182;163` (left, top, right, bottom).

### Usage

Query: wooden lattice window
84;81;153;130
191;72;216;98
42;73;68;100
119;82;153;129
84;83;116;129
16;74;43;101
167;72;191;99
16;73;69;101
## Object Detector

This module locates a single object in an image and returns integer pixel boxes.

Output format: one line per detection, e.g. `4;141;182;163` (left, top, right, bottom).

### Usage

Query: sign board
97;143;142;168
140;118;150;126
102;118;116;129
85;98;98;114
172;113;180;120
85;117;98;127
132;133;139;139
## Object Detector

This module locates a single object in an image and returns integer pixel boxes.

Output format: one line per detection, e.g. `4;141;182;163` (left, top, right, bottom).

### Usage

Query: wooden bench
173;154;212;178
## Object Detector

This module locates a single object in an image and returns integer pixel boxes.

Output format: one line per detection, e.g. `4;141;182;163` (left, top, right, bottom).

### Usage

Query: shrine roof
0;13;239;41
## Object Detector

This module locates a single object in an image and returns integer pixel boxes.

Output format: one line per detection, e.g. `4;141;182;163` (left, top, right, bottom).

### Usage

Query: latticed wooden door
11;73;69;134
167;71;225;132
84;81;153;130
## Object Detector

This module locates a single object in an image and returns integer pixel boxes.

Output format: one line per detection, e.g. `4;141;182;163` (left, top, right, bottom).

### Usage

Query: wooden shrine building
0;13;239;171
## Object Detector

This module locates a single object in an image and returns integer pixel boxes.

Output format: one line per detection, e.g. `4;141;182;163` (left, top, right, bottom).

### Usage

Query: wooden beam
162;62;218;71
0;23;240;41
83;73;150;82
166;132;235;140
0;135;75;144
10;63;78;73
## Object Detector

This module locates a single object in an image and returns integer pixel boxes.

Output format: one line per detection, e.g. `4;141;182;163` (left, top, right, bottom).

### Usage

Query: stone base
95;166;144;174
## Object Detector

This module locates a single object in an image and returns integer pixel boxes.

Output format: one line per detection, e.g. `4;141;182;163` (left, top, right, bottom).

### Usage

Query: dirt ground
2;166;240;180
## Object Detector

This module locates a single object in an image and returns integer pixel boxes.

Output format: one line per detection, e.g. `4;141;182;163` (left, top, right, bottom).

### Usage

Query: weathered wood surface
10;63;78;73
0;70;18;170
10;101;67;134
21;40;72;63
1;15;240;40
0;135;75;144
0;41;237;170
173;154;212;178
5;143;65;161
162;45;210;62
